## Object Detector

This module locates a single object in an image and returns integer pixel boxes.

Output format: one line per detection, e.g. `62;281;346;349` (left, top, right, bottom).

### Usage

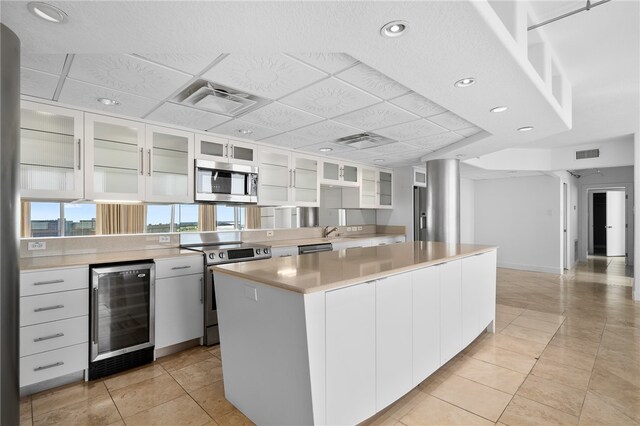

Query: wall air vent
173;79;269;117
575;149;599;160
333;132;395;150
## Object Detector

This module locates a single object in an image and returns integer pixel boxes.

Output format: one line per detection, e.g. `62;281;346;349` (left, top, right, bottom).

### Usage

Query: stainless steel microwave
195;160;258;203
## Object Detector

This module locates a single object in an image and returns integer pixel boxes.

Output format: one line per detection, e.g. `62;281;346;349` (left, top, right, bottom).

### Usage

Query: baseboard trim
497;262;562;275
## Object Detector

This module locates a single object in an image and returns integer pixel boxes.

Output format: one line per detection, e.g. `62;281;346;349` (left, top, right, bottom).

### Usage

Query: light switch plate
28;241;46;251
159;235;170;243
266;230;274;237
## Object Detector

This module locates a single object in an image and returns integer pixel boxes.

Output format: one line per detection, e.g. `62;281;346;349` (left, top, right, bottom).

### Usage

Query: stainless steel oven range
183;242;271;346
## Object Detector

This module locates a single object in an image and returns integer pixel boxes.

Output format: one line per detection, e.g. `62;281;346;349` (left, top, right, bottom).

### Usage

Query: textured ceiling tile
337;63;409;100
328;149;378;161
427;111;476;131
280;78;380;118
146;102;229;130
456;126;483;137
202;54;327;100
208;119;281;140
334;102;418;130
22;54;67;75
289;53;358;74
21;68;59;100
239;102;322;132
295;141;355;155
135;53;223;75
260;132;317;150
376;119;447;141
68;54;192;100
289;120;361;141
389;92;447;117
357;142;423;157
404;132;465;149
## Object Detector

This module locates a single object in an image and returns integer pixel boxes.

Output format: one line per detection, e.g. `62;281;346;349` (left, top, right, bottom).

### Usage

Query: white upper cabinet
414;167;426;187
258;147;320;207
84;113;146;201
20;101;85;200
145;125;194;203
378;170;393;209
291;153;320;207
195;134;257;166
357;167;393;209
321;160;359;187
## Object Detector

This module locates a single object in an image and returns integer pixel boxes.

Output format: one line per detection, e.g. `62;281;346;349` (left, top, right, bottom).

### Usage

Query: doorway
589;190;626;257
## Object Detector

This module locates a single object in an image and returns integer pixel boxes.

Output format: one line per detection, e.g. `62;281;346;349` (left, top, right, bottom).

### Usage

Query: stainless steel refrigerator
414;186;427;242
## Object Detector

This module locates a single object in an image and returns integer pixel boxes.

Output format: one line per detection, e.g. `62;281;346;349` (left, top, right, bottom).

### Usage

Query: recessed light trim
455;154;466;158
380;20;409;38
454;77;476;88
97;97;120;106
27;2;67;23
237;129;253;135
373;159;384;163
319;147;333;152
518;126;534;132
490;106;508;113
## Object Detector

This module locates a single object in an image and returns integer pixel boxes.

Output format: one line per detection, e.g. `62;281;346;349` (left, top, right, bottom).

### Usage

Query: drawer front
20;289;89;327
21;316;88;357
155;255;204;279
21;266;89;297
20;343;88;387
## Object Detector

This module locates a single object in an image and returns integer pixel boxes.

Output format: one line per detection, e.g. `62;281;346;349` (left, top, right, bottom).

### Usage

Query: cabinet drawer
21;266;88;297
155;255;203;279
20;289;89;326
20;343;88;387
21;316;88;357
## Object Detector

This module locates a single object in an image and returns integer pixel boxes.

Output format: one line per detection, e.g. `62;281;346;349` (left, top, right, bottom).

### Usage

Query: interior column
425;159;460;244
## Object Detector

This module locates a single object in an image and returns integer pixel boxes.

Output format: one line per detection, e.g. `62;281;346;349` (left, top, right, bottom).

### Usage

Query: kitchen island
212;241;497;425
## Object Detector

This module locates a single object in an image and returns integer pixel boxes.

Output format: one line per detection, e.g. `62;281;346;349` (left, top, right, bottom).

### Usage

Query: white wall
460;178;475;244
475;175;563;274
634;133;639;300
319;187;376;227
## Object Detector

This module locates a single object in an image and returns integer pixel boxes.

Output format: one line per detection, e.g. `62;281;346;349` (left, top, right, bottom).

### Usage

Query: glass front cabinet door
378;170;393;208
20;101;84;200
292;154;320;207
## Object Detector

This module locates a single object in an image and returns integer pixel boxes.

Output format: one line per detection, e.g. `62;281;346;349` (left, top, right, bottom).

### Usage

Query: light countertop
213;241;497;294
264;234;403;248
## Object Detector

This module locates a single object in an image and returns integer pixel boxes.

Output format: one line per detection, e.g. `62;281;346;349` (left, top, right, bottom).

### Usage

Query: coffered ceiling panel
405;131;465;149
456;126;483;137
135;53;223;76
22;54;67;75
146;102;229;131
428;111;476;131
68;54;193;100
209;119;281;141
21;68;59;100
260;132;317;150
59;78;159;118
280;78;380;118
376;119;447;141
337;63;409;100
202;54;327;100
289;53;358;74
334;102;418;131
389;92;447;118
295;141;356;156
239;102;323;132
289;120;362;141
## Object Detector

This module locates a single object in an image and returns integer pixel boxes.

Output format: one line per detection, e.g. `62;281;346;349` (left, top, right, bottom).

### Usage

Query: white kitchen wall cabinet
145;125;194;203
439;259;462;364
291;153;320;207
258;148;320;207
20;101;85;200
84;113;146;201
196;134;257;166
360;168;377;208
414;167;427;187
378;170;393;209
412;265;441;385
321;160;359;187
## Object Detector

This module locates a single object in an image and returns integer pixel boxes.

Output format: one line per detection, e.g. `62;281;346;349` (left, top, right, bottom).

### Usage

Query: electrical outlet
346;227;352;232
28;241;46;251
357;226;363;231
159;235;170;243
266;230;274;237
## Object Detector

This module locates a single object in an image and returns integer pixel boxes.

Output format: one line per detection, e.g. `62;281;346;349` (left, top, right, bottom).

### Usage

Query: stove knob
208;253;214;259
255;249;260;255
263;248;269;254
218;252;224;259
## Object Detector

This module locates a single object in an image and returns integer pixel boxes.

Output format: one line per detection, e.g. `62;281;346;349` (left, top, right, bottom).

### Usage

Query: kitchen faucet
323;226;338;238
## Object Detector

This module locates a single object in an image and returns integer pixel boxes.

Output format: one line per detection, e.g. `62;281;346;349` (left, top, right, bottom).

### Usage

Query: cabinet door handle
34;361;64;372
92;288;98;344
34;332;64;342
77;139;82;170
224;144;228;158
200;277;204;303
289;169;292;187
147;149;152;176
171;265;191;270
139;148;144;175
293;169;296;187
230;145;234;158
33;279;64;286
34;305;64;312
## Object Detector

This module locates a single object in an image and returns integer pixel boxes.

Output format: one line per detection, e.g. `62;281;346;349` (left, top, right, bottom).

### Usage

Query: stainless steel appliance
195;159;258;203
298;242;333;254
414;186;427;241
183;241;271;345
89;262;155;380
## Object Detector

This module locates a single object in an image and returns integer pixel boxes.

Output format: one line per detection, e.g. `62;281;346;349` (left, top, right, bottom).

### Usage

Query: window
64;204;96;236
175;205;198;232
216;205;236;230
29;202;61;238
146;205;172;233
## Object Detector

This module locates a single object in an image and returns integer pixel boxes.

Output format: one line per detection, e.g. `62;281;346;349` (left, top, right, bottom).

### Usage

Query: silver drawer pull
33;279;64;286
34;305;64;312
33;333;64;342
171;266;191;270
34;361;64;371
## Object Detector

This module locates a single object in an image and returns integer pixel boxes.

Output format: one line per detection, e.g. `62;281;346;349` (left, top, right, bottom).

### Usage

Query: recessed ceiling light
490;106;508;113
373;159;384;163
97;97;120;106
319;147;333;152
27;2;67;23
454;77;476;88
380;21;409;38
237;129;253;135
456;154;466;158
518;126;534;132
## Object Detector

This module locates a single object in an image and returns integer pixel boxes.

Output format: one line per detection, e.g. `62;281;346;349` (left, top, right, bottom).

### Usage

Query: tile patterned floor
20;263;639;426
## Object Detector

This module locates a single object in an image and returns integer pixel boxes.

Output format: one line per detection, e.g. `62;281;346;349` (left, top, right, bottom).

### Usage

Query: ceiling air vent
575;149;599;160
334;132;395;149
173;79;269;117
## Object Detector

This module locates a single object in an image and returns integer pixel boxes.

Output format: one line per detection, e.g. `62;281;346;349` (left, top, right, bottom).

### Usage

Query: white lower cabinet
271;246;298;258
21;343;89;387
439;260;462;364
376;273;413;410
412;265;441;385
461;251;498;346
326;281;376;426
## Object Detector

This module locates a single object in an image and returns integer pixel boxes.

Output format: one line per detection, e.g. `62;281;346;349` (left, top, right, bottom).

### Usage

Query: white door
606;191;626;256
